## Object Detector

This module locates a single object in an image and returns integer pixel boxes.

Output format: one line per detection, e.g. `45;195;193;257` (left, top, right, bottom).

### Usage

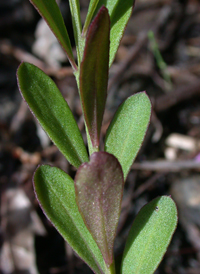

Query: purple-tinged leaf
79;7;110;149
74;152;124;266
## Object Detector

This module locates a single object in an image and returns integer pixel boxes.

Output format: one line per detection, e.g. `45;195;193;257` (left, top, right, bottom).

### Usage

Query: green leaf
105;92;151;180
17;62;88;168
83;0;100;35
29;0;77;70
121;196;178;274
79;7;110;150
75;152;124;266
94;0;135;66
34;165;105;274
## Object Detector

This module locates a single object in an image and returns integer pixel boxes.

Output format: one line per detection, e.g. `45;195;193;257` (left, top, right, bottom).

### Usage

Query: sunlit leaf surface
105;92;151;179
122;196;178;274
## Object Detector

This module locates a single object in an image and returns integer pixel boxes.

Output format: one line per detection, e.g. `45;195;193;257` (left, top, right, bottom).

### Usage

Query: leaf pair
17;61;153;272
34;164;177;274
34;151;124;273
17;56;125;268
30;0;134;69
17;60;151;179
17;62;176;274
26;0;135;152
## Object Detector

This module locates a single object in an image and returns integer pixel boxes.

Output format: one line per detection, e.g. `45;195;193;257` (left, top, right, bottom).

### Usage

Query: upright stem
82;0;100;36
74;71;99;155
68;0;84;65
105;262;116;274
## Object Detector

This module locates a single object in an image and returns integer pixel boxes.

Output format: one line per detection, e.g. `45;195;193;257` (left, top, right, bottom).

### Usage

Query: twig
10;100;28;133
153;80;200;112
0;40;73;78
132;173;165;199
132;160;200;171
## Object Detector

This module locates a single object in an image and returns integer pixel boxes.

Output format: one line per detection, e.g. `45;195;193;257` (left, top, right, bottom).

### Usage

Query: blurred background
1;0;200;273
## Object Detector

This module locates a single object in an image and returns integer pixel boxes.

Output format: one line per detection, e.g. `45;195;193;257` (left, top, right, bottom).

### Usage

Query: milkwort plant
17;0;178;273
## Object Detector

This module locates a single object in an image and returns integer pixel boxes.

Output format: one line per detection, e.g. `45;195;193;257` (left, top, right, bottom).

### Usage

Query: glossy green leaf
79;7;110;150
94;0;135;66
75;152;124;266
34;165;105;274
83;0;100;35
105;92;151;180
29;0;77;70
122;196;178;274
17;62;88;168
